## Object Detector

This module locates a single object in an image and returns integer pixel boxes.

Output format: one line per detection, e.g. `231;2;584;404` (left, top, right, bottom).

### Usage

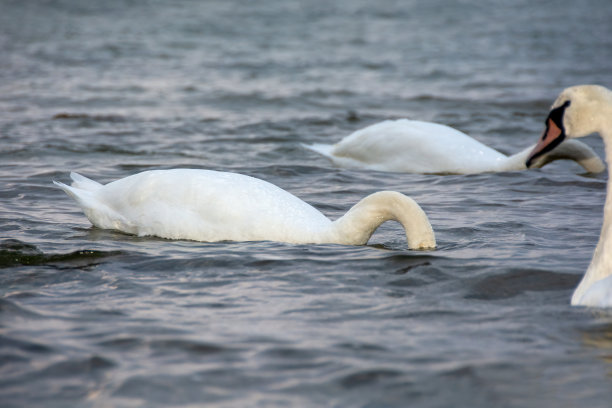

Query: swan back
55;170;436;249
58;170;332;243
329;119;507;174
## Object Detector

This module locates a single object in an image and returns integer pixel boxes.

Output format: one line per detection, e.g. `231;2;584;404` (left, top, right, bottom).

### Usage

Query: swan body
527;85;612;308
54;169;436;249
304;119;604;174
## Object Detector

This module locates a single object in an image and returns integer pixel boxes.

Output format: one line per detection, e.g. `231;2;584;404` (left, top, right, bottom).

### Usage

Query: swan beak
526;102;570;168
526;119;565;168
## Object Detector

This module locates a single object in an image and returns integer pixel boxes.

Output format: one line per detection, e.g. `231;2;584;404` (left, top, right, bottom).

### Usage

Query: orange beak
526;118;565;168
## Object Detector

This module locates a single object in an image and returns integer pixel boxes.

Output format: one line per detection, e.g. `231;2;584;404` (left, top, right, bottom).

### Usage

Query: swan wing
64;169;331;243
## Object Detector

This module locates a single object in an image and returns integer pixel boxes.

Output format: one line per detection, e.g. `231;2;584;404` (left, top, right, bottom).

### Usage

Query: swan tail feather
53;179;135;233
69;172;103;191
53;180;94;207
302;143;335;159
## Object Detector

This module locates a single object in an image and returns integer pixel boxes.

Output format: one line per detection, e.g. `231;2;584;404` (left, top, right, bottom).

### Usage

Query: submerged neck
506;140;605;173
328;191;436;249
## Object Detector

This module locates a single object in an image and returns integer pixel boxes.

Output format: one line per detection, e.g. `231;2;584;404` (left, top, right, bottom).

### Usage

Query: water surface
1;0;612;407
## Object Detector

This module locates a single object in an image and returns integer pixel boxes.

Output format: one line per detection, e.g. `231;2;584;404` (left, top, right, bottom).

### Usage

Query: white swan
527;85;612;308
304;119;605;174
54;169;436;249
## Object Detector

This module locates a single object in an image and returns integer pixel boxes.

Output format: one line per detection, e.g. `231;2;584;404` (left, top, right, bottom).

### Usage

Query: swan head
526;85;612;168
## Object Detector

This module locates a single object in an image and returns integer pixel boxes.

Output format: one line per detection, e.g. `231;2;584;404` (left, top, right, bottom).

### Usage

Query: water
1;0;612;406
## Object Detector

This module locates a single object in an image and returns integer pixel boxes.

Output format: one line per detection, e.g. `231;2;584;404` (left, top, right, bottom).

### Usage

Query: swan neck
498;148;531;171
572;133;612;304
517;140;605;173
600;141;612;229
329;191;435;249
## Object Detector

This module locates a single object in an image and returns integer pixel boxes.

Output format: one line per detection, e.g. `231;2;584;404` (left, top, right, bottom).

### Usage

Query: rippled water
2;0;612;407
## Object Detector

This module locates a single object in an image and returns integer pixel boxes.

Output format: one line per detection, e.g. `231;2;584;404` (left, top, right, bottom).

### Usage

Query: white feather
304;118;604;174
54;169;436;249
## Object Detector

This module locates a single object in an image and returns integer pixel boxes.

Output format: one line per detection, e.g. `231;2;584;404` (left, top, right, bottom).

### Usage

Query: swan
526;85;612;308
53;169;436;249
304;119;605;174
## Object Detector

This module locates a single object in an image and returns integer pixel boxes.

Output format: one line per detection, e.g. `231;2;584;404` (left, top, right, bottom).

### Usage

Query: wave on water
0;239;123;269
52;113;127;122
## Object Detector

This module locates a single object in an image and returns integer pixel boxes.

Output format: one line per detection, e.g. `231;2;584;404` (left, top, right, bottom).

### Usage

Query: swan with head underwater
526;85;612;308
304;118;605;175
54;169;436;250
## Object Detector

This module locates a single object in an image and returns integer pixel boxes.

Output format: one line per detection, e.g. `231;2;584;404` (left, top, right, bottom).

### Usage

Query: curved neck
532;139;605;172
328;191;436;249
503;140;605;173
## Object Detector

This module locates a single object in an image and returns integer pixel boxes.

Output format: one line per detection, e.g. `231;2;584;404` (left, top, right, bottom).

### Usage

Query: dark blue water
2;0;612;406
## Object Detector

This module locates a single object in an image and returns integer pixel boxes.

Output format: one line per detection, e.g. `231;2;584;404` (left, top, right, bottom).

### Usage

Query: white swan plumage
54;169;436;249
527;85;612;308
304;119;605;174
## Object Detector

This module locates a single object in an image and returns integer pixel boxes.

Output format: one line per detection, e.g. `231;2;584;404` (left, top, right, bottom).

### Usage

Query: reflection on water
582;319;612;373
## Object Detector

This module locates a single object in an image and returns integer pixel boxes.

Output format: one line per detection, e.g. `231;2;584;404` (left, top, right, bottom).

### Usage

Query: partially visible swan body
304;119;605;174
54;169;436;249
527;85;612;308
